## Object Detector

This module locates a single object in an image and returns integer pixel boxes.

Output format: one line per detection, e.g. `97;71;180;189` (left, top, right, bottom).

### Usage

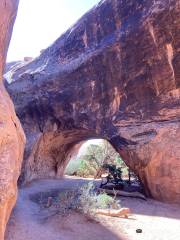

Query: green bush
53;182;121;216
77;182;121;215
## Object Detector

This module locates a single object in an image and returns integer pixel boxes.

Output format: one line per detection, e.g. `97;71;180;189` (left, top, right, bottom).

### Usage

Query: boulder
6;0;180;203
0;0;25;238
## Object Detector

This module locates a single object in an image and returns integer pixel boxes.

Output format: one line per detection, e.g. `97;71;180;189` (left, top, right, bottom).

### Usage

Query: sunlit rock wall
0;0;25;239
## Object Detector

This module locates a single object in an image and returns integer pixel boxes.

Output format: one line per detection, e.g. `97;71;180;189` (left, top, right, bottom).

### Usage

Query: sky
78;139;103;155
7;0;100;62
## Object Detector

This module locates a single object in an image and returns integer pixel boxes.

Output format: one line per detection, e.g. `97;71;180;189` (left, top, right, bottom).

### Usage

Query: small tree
76;140;126;178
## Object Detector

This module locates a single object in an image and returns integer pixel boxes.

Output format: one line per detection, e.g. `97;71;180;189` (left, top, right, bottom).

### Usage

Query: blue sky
7;0;100;62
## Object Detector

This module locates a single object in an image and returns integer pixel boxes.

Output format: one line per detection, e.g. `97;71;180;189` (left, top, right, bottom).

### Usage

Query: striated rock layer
6;0;180;203
0;0;25;239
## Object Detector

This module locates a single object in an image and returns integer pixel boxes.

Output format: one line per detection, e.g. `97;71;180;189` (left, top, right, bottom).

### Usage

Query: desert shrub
57;190;80;214
34;182;121;217
57;182;121;216
96;193;115;209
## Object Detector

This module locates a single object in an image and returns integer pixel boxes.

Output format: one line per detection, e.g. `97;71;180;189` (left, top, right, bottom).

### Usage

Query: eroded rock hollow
6;0;180;203
0;0;25;239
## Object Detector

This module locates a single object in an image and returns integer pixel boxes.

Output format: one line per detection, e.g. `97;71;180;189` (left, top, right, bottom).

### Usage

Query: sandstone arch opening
65;139;128;178
64;139;144;194
18;130;143;195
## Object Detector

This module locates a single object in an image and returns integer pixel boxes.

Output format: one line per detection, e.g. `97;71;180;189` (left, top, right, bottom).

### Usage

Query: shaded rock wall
0;0;25;239
6;0;180;203
19;130;97;184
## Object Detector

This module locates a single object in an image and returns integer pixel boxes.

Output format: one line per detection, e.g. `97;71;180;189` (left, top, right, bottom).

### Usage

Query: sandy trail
5;177;180;240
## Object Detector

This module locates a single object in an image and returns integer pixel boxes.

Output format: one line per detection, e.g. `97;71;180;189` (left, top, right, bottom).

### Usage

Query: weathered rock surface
6;0;180;203
4;61;29;84
0;0;25;238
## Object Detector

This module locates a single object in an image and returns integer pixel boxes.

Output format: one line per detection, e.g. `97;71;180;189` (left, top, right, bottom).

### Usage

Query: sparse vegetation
77;182;121;215
30;182;121;217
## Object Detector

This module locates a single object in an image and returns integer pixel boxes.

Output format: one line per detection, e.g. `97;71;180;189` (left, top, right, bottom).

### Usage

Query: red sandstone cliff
0;1;25;238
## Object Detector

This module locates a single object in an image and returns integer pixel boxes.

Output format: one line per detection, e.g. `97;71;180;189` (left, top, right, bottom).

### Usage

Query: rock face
6;0;180;203
0;0;25;239
4;61;28;83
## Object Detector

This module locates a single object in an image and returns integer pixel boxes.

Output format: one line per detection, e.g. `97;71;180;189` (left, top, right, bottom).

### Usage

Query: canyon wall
0;0;25;239
6;0;180;203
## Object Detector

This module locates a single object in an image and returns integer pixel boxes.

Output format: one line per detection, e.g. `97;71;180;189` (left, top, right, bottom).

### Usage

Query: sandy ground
5;177;180;240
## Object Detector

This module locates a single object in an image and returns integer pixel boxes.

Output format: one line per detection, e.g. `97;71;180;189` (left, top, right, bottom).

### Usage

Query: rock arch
5;0;180;204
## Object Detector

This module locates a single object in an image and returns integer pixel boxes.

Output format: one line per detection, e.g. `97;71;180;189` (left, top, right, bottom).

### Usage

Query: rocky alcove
0;0;179;239
5;0;180;203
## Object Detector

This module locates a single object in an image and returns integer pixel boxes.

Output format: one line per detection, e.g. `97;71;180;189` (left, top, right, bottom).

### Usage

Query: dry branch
96;208;131;218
